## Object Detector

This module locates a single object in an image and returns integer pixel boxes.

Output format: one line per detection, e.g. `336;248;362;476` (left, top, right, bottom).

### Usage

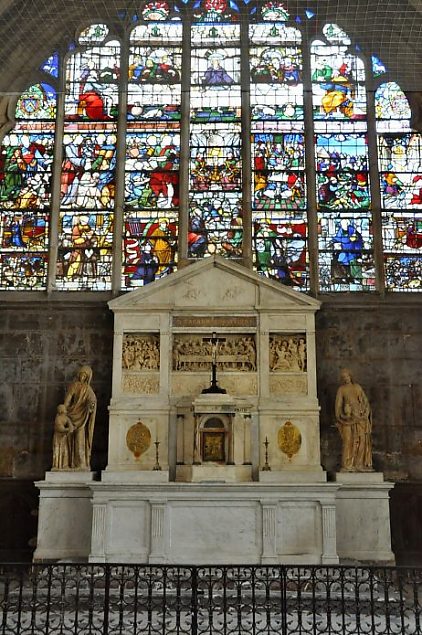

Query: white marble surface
88;482;340;565
335;475;395;563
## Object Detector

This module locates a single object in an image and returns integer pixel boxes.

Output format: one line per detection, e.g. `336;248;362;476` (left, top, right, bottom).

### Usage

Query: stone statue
54;365;97;470
52;404;73;470
335;368;373;472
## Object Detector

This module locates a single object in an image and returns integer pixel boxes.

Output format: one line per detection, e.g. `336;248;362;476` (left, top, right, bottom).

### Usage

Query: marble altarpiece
34;256;394;565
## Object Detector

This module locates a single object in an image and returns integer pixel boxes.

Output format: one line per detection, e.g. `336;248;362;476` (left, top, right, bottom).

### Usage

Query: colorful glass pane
78;24;109;44
316;133;370;210
371;55;386;77
375;82;412;132
252;213;307;287
192;0;238;23
384;255;421;291
261;1;289;21
250;23;303;121
311;39;366;123
56;211;114;290
15;83;56;120
141;1;171;21
60;126;117;210
0;116;55;289
123;211;177;287
64;42;120;121
189;192;243;258
252;132;305;210
40;53;59;78
378;134;422;209
189;12;242;259
318;213;375;291
190;123;241;192
0;128;55;209
322;23;351;45
128;23;182;121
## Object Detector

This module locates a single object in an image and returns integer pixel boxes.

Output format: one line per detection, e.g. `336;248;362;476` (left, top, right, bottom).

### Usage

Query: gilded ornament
277;421;302;459
126;421;152;459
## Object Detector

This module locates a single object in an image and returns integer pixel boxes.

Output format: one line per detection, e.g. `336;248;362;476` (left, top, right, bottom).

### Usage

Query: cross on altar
201;331;227;394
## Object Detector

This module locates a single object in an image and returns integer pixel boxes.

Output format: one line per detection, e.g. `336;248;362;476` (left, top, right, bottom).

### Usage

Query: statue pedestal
335;472;395;563
34;471;95;562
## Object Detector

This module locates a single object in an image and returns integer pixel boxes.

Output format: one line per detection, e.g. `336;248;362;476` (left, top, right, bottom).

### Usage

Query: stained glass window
376;82;422;291
0;2;420;293
250;6;307;288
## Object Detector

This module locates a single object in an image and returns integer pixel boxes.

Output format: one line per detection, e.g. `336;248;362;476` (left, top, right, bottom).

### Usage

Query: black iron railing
0;564;421;634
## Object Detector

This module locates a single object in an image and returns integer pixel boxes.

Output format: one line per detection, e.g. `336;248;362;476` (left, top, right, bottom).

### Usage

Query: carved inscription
173;317;256;328
173;334;256;372
122;334;160;371
269;334;307;372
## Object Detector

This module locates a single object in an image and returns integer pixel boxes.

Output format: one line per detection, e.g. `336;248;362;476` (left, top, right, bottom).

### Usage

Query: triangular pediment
109;256;320;313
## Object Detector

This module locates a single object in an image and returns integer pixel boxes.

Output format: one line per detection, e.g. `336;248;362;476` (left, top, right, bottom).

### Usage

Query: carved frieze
171;375;257;397
269;334;307;372
122;374;160;394
270;375;307;395
172;334;256;372
122;334;160;371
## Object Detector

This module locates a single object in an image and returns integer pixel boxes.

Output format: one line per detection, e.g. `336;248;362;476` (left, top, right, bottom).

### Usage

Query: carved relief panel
269;334;307;395
122;334;160;394
269;334;307;372
172;334;256;373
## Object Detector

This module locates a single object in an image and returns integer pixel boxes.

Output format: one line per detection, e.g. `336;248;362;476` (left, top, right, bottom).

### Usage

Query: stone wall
0;297;421;562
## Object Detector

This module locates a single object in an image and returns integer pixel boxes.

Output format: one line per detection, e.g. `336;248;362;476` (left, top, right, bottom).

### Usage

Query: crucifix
201;331;227;394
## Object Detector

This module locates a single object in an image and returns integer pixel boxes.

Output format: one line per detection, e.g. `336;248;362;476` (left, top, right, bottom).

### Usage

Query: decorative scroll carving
173;335;256;372
122;334;160;371
126;421;152;458
278;421;302;459
270;375;307;395
269;335;307;372
122;374;160;394
173;316;256;328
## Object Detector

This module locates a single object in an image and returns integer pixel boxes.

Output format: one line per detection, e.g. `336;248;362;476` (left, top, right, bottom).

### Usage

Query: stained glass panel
316;133;370;210
318;213;375;291
252;213;307;287
40;53;59;78
123;10;182;287
78;24;110;44
122;211;177;287
189;8;242;259
311;31;366;124
375;82;412;132
0;119;55;289
56;211;114;290
64;42;120;121
15;83;56;120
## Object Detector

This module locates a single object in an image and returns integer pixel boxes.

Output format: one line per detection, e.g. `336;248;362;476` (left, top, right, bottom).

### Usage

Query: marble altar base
88;482;340;565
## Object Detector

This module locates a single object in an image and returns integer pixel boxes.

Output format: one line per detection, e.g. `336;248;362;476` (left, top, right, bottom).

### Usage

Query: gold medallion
277;421;301;459
126;421;151;459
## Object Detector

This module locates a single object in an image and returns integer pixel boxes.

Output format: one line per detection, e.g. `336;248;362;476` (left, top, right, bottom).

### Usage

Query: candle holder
153;438;162;471
262;436;271;471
